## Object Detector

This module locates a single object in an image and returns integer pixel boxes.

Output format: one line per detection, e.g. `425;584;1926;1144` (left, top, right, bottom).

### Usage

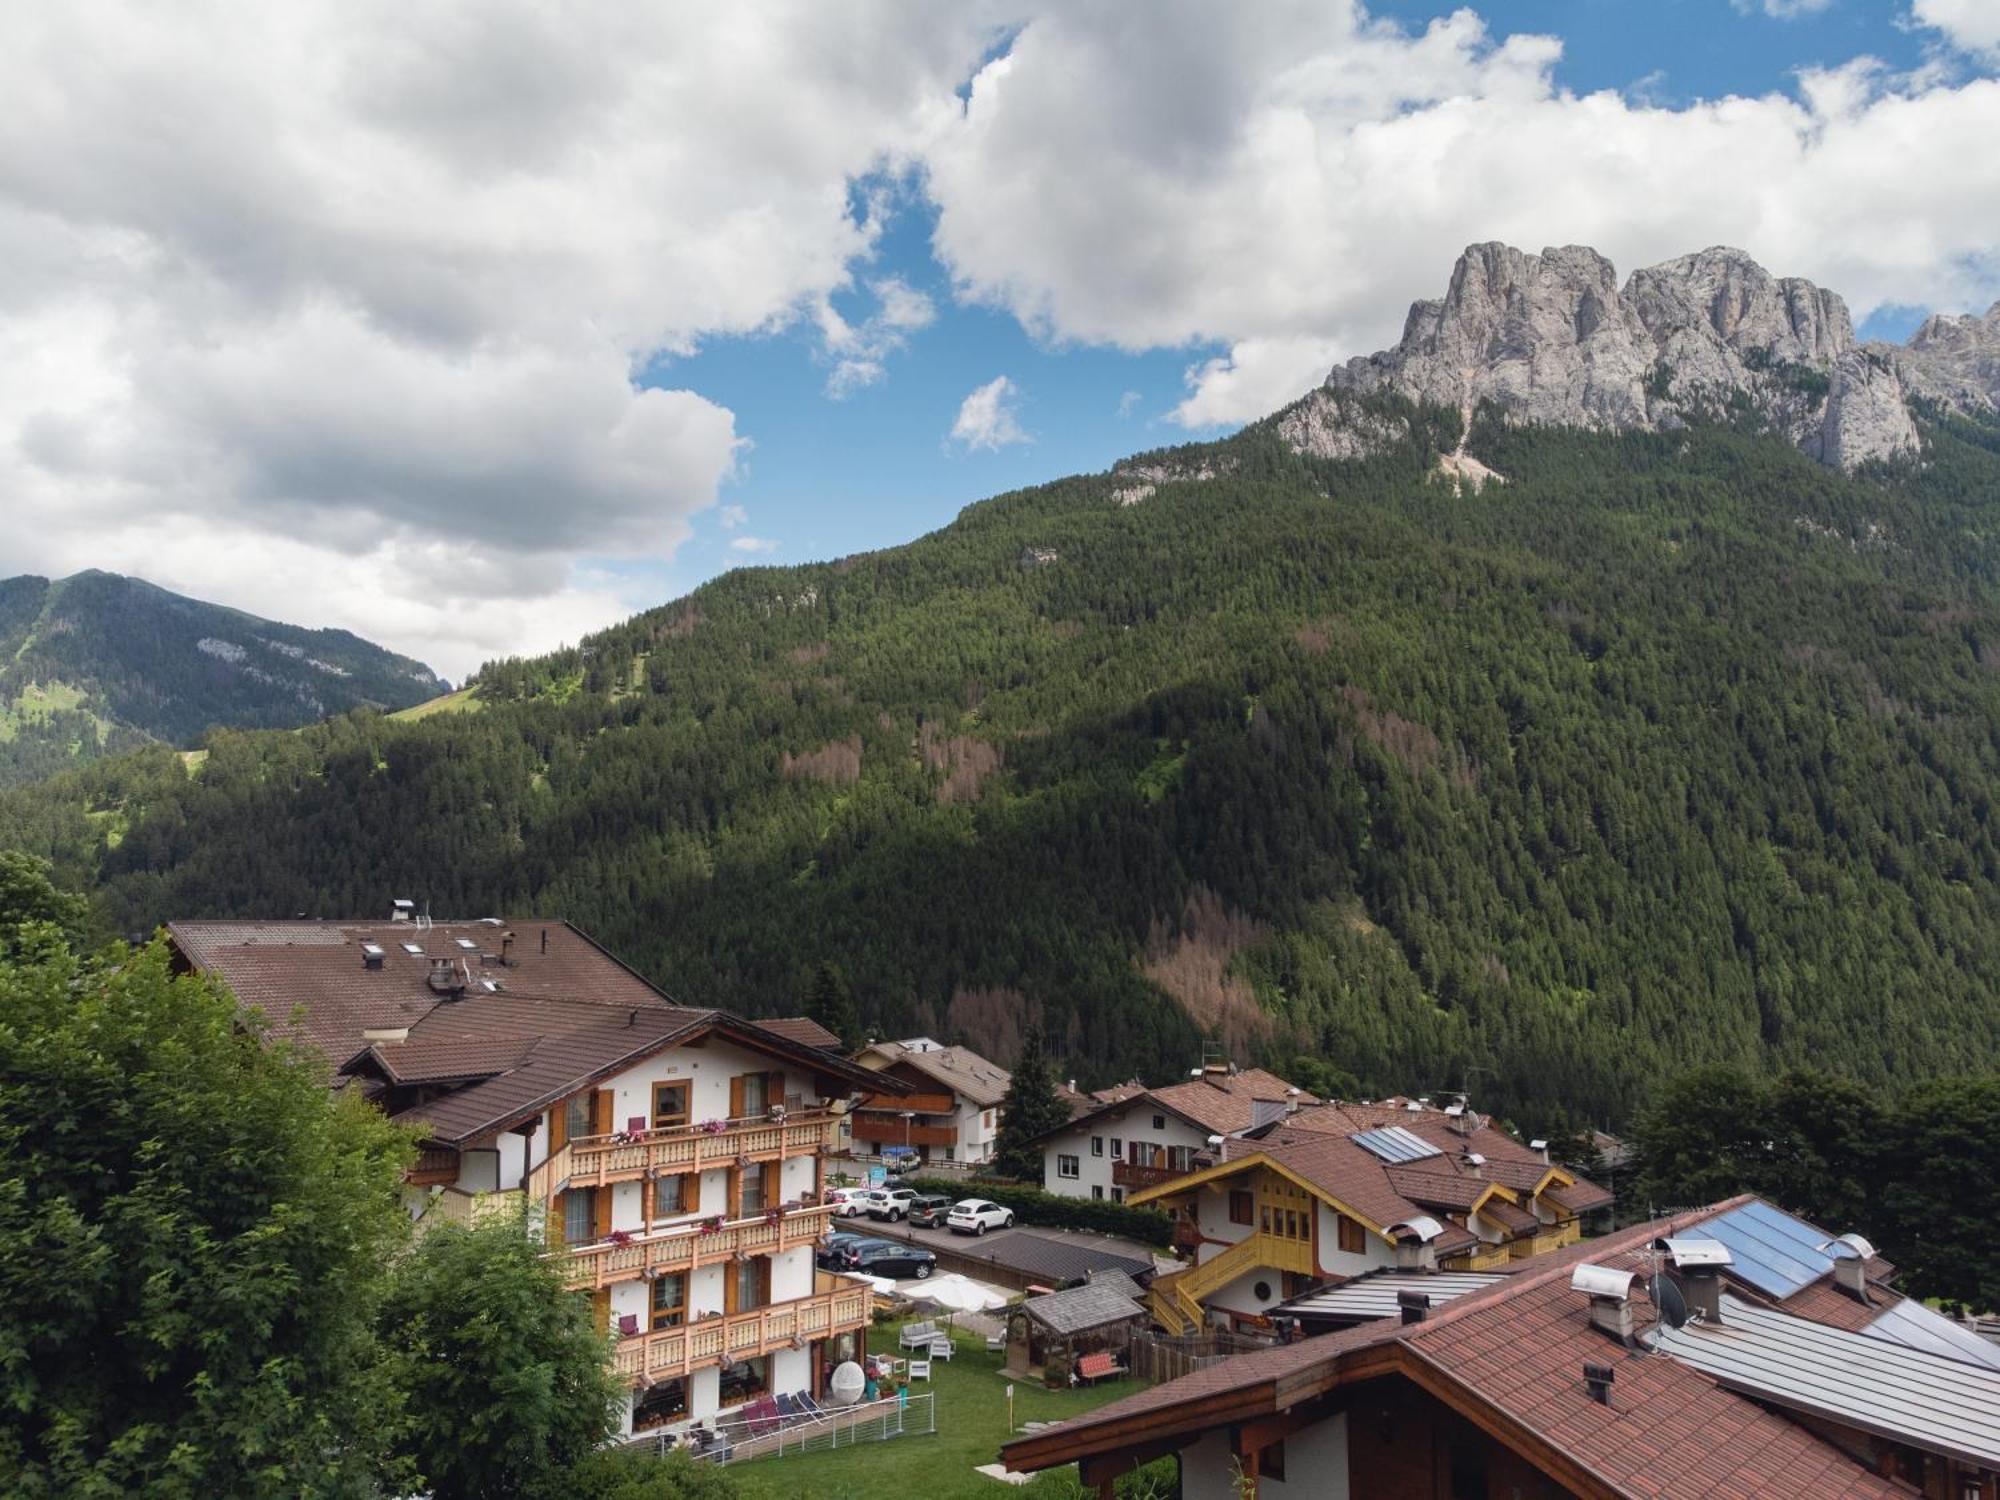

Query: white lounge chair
929;1335;954;1361
909;1358;932;1381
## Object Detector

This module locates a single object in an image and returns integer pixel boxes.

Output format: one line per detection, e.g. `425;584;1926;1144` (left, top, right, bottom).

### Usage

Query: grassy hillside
0;571;448;785
6;398;2000;1129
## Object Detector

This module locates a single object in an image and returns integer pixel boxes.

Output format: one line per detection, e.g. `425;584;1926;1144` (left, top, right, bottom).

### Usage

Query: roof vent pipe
1571;1264;1637;1344
1398;1289;1431;1325
426;957;464;997
1821;1234;1876;1304
540;928;548;955
1660;1238;1733;1326
501;932;515;966
391;898;414;922
1583;1362;1615;1406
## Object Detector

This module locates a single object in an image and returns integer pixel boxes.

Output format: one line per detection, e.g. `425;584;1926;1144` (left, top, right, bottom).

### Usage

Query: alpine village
7;9;2000;1500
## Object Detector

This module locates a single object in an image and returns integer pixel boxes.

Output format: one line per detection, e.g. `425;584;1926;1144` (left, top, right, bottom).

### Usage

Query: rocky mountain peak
1294;241;1941;473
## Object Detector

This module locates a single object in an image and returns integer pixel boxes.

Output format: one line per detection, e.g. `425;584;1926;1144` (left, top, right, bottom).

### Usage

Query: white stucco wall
1312;1202;1397;1279
1041;1105;1209;1199
1178;1413;1349;1498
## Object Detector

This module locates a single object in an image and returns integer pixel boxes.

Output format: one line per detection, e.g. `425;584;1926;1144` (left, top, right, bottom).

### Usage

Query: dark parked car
817;1231;891;1273
906;1193;953;1229
852;1242;937;1280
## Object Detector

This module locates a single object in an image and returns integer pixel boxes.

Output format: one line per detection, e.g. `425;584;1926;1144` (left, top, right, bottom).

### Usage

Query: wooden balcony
563;1203;836;1290
858;1090;956;1115
423;1184;528;1231
559;1111;834;1189
849;1112;957;1148
1112;1160;1184;1192
612;1281;873;1384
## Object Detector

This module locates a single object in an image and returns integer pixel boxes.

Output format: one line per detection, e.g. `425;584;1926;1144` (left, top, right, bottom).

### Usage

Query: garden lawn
727;1320;1151;1500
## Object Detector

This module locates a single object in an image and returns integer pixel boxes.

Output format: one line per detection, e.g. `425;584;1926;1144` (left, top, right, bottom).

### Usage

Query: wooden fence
1127;1328;1268;1385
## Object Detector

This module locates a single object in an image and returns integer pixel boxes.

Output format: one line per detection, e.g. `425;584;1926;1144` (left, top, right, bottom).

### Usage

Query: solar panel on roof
1865;1297;2000;1372
1700;1200;1836;1299
1351;1125;1443;1163
455;938;478;951
401;942;424;956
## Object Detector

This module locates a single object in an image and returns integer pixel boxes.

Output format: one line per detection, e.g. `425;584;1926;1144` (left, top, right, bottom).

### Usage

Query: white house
850;1036;1009;1166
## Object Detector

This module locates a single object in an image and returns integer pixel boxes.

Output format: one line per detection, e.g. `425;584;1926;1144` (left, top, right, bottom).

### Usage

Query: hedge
904;1176;1174;1248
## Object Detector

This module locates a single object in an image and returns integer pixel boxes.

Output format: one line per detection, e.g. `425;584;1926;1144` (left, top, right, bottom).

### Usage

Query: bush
904;1176;1173;1247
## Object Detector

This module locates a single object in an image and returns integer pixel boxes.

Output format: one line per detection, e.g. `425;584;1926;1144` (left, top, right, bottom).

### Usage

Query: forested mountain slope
0;571;447;785
7;401;2000;1128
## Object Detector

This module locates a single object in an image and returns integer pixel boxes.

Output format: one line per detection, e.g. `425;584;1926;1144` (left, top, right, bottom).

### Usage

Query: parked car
867;1187;920;1222
825;1187;869;1218
906;1193;953;1229
852;1241;937;1280
843;1187;893;1218
816;1230;891;1272
946;1198;1015;1236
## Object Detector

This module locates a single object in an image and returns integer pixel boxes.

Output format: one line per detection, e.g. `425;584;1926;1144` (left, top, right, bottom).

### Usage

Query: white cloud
1914;0;2000;59
728;535;781;554
922;4;2000;426
819;274;938;397
0;2;992;675
950;375;1030;450
717;504;750;530
1117;390;1143;417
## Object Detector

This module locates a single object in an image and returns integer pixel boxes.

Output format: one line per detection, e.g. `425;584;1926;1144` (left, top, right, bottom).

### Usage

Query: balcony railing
1112;1160;1185;1191
858;1091;956;1115
563;1203;836;1290
849;1114;957;1148
562;1111;835;1189
612;1281;873;1383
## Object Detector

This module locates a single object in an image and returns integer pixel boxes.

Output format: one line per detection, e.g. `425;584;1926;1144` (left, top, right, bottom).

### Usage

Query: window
652;1081;690;1130
738;1162;775;1218
651;1272;687;1328
562;1188;594;1246
730;1257;769;1314
1229;1190;1254;1226
738;1072;769;1118
1112;1188;1125;1204
1153;1114;1166;1131
1261;1205;1273;1233
943;1145;955;1161
719;1356;770;1406
984;1110;995;1129
1260;1441;1286;1482
1091;1185;1104;1200
1057;1154;1080;1179
564;1094;592;1144
1338;1213;1366;1255
1110;1138;1123;1159
632;1378;687;1432
1090;1136;1104;1157
651;1173;686;1217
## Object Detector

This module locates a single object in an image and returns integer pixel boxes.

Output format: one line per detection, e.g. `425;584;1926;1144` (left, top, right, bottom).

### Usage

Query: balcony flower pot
607;1229;634;1247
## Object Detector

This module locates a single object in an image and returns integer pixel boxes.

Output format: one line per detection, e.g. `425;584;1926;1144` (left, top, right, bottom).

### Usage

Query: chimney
1394;1236;1436;1272
1398;1289;1431;1325
1286;1087;1302;1115
1529;1138;1550;1164
501;932;515;966
391;898;414;922
1822;1234;1876;1304
1583;1362;1616;1406
361;942;385;970
540;928;549;955
1571;1264;1637;1344
1661;1238;1733;1326
426;957;464;997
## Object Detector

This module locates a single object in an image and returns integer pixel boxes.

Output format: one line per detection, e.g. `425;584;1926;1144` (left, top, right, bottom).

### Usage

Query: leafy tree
378;1209;623;1500
992;1022;1070;1181
0;936;414;1498
0;850;91;958
1877;1078;2000;1312
565;1445;741;1499
804;960;862;1054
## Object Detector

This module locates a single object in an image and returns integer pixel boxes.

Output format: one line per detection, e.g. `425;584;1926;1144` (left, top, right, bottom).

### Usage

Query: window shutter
592;1186;612;1241
766;1070;785;1111
727;1166;741;1219
549;1100;569;1152
762;1160;779;1209
593;1087;616;1136
724;1259;739;1316
729;1074;746;1120
593;1289;610;1334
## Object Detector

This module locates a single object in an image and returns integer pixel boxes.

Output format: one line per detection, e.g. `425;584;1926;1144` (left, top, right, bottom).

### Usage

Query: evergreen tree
804;960;862;1054
992;1022;1070;1181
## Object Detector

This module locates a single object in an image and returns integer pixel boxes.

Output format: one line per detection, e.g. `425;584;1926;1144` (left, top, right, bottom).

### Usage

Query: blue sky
635;0;1986;619
5;3;1995;675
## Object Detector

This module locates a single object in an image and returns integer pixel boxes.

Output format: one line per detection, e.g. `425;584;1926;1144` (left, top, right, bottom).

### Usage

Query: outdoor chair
985;1333;1005;1354
627;1115;648;1134
898;1320;937;1349
795;1391;826;1420
929;1335;954;1361
909;1358;932;1381
616;1314;639;1338
774;1393;798;1423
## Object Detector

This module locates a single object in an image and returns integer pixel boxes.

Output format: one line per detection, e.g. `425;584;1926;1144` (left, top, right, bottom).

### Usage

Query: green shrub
904;1176;1174;1248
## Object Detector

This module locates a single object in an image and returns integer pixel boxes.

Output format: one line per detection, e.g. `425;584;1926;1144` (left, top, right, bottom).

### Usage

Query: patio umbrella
909;1272;1009;1314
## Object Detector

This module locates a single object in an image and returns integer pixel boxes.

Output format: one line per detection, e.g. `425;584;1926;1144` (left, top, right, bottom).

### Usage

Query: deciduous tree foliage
376;1209;625;1500
1633;1066;2000;1310
0;937;415;1497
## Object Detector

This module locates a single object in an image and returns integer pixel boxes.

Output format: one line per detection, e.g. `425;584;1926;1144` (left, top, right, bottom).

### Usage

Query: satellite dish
1651;1272;1689;1329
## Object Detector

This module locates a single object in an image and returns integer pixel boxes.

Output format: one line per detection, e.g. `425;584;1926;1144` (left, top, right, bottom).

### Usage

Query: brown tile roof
1761;1270;1898;1333
1545;1180;1615;1214
860;1038;1011;1107
756;1016;842;1050
169;918;677;1064
1385;1165;1494;1213
1479;1197;1540;1234
1145;1068;1319;1136
1003;1198;1907;1499
349;1034;536;1085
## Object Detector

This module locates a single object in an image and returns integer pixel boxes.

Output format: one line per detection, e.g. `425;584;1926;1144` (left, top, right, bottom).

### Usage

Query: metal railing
622;1391;936;1466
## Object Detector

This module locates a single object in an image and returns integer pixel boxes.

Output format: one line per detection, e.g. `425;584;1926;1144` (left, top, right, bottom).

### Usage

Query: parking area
837;1217;1156;1294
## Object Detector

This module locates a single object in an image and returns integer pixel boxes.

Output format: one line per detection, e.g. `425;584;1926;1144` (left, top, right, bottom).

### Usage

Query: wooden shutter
592;1288;610;1334
761;1160;779;1210
592;1186;612;1241
766;1070;785;1111
593;1087;616;1137
729;1074;746;1120
549;1099;569;1152
727;1165;741;1219
724;1259;739;1316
